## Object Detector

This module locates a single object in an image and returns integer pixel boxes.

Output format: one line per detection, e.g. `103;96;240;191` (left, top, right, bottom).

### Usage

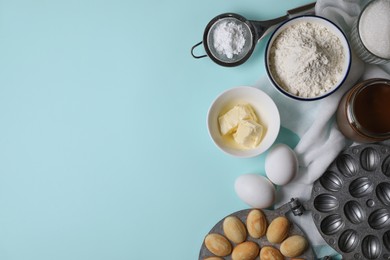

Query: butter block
233;120;263;148
218;104;257;135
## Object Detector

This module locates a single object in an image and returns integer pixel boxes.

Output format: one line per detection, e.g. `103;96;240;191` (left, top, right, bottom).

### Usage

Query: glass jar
337;78;390;143
350;0;390;64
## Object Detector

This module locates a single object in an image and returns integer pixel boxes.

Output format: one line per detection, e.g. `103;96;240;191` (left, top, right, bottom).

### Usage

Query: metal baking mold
309;143;390;259
198;202;314;259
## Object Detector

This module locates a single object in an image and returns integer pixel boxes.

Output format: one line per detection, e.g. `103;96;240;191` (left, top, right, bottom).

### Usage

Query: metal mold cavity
314;194;339;212
344;201;365;224
320;171;343;192
376;182;390;206
349;177;374;198
338;229;359;253
362;235;381;259
383;231;390;251
360;147;380;172
320;214;344;235
383;156;390;177
368;209;390;230
336;154;358;178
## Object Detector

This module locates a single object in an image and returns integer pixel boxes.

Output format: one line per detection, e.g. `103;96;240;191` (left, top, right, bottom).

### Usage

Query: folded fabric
254;0;390;258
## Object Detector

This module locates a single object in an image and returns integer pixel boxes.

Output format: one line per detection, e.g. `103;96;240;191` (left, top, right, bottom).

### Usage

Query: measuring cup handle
287;2;316;17
191;41;207;59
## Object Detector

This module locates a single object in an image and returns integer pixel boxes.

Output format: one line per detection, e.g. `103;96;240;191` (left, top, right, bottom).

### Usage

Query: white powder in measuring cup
360;0;390;59
213;21;246;59
269;22;345;98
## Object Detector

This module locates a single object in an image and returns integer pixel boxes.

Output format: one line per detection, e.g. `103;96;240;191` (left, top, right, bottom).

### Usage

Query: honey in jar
337;78;390;143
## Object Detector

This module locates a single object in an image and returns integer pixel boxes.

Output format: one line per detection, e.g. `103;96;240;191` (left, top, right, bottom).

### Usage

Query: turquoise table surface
0;0;314;259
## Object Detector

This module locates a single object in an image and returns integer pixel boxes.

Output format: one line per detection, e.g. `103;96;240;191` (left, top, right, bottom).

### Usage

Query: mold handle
191;41;207;59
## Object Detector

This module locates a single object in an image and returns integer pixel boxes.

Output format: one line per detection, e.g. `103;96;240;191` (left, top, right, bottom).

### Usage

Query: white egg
265;144;298;186
234;174;275;209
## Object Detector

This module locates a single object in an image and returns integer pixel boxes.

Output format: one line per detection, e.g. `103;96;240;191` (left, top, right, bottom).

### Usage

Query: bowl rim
207;86;280;158
265;15;352;101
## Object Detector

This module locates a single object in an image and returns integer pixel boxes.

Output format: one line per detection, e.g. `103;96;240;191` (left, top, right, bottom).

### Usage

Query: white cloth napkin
253;0;390;258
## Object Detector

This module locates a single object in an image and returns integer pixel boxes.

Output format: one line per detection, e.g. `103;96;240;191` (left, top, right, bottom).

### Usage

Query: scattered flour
269;21;345;98
213;21;246;59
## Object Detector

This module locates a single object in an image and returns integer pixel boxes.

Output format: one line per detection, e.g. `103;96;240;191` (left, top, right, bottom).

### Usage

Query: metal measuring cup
191;2;316;67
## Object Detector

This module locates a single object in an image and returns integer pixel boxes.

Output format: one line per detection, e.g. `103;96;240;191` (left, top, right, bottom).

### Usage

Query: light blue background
0;0;312;259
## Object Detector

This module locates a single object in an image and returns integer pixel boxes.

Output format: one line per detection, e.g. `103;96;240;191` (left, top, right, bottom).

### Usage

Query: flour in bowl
269;21;345;98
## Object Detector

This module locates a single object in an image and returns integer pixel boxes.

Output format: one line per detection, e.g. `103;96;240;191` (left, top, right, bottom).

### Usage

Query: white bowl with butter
208;86;280;158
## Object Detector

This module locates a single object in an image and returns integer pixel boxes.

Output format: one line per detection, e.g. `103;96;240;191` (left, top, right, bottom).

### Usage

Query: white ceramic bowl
207;86;280;158
265;15;351;101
